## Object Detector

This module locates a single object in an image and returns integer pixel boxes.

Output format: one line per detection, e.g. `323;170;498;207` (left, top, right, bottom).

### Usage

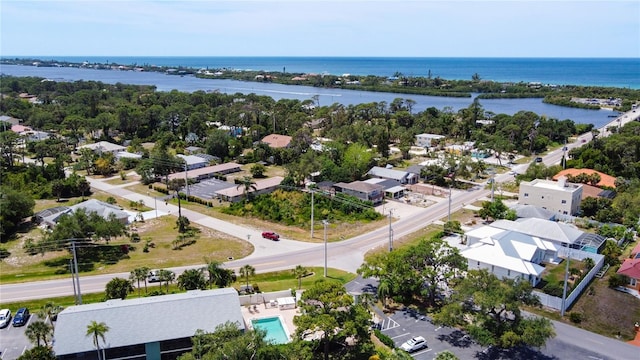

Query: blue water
0;60;635;128
251;317;289;344
5;56;640;89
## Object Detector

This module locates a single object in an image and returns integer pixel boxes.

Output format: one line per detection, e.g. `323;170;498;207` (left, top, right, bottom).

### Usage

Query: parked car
0;309;11;328
147;270;160;283
400;336;427;352
262;231;280;241
535;157;543;163
12;308;29;327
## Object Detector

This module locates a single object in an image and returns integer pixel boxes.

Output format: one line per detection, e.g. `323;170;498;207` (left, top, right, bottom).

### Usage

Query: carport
385;186;405;199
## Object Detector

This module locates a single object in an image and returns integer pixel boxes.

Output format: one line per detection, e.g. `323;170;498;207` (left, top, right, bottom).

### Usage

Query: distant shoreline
2;56;638;89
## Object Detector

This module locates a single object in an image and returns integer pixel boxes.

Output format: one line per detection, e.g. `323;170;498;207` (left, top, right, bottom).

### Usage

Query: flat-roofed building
168;162;242;182
518;177;582;215
53;289;244;360
215;176;284;203
333;181;384;205
415;133;445;148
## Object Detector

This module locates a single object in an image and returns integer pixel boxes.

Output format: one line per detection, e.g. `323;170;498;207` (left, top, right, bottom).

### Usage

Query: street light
322;220;329;277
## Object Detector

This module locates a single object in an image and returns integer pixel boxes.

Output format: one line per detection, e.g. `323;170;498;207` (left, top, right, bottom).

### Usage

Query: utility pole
448;183;452;222
310;191;314;239
184;163;190;198
323;220;329;277
70;259;77;302
71;240;82;304
388;209;394;252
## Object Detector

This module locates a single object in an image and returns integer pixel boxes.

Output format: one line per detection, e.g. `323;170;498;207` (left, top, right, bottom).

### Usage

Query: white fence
533;249;605;311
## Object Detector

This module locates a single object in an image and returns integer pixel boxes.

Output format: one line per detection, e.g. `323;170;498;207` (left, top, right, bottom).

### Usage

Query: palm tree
236;176;257;203
25;320;53;347
130;266;150;296
177;268;207;290
158;269;175;293
239;264;256;289
86;320;109;360
377;279;391;309
293;265;307;290
204;260;233;289
38;302;63;329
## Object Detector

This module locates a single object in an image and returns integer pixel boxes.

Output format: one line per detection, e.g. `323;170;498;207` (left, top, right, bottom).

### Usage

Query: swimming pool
251;315;290;344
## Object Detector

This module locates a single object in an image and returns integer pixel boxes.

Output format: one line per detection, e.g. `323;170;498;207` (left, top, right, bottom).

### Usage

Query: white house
518;177;583;215
177;154;209;170
415;133;445;148
461;230;558;286
77;141;126;155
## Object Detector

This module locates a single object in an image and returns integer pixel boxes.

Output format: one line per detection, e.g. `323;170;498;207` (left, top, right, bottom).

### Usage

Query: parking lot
0;313;38;360
379;308;488;360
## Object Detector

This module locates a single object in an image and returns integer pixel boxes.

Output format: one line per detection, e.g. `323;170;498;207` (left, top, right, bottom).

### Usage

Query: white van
0;309;11;328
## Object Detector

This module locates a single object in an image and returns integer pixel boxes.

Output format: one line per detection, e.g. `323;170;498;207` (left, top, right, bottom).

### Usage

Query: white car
400;336;427;352
147;270;160;283
0;309;11;328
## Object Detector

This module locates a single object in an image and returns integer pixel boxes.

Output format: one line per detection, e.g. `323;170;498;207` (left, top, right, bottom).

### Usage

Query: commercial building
53;289;244;360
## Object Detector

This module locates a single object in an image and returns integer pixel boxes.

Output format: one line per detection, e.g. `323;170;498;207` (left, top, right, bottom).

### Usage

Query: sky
1;0;639;58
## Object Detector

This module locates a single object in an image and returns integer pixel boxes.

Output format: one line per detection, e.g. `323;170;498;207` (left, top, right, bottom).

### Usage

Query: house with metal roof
367;166;417;185
177;154;209;171
488;218;606;252
461;230;558;286
53;288;244;360
35;199;130;227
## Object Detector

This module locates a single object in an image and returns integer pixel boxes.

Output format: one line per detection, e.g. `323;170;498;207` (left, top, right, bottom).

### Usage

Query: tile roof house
53;289;244;360
553;168;617;189
261;134;293;148
617;242;640;292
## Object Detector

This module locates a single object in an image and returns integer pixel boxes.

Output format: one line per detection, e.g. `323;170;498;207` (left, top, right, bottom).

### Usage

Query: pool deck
241;303;301;341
